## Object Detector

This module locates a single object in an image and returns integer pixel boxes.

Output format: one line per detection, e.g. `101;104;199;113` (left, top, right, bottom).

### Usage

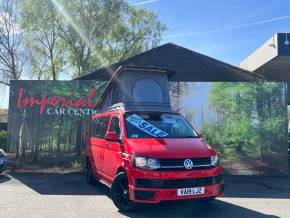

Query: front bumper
128;165;224;203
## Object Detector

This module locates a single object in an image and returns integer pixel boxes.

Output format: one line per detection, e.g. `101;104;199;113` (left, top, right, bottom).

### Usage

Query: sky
1;0;290;109
131;0;290;65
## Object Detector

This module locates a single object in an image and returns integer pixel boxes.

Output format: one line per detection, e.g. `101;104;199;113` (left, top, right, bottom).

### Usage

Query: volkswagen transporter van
85;107;224;211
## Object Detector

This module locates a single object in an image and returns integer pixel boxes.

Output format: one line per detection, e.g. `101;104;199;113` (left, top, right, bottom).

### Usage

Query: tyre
0;164;6;174
85;159;95;185
111;172;136;211
199;197;216;203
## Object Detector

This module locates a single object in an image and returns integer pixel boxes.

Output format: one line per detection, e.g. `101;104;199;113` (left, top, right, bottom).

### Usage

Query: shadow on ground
121;199;279;218
10;172;290;199
224;175;290;199
0;173;11;184
7;172;289;217
11;172;110;196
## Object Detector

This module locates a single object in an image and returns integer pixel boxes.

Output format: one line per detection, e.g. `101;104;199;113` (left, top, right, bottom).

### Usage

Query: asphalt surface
0;172;290;218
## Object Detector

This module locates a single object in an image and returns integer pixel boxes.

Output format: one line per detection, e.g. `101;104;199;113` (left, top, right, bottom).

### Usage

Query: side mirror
105;132;120;142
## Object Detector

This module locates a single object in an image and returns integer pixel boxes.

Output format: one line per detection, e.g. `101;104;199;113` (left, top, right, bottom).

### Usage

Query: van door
90;115;110;177
104;115;123;182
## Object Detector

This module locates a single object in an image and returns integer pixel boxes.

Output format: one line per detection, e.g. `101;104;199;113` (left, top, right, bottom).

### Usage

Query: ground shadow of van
121;199;279;218
11;172;290;198
0;173;11;184
10;172;287;217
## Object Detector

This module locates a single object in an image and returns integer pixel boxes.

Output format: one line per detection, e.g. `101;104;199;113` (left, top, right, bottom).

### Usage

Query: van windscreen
124;112;198;138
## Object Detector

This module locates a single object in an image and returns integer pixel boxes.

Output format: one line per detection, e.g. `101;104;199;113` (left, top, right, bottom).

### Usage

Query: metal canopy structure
240;33;290;83
240;33;290;103
76;43;263;82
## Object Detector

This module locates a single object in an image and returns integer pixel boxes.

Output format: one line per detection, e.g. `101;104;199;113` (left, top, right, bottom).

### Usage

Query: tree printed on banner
201;82;288;175
170;82;288;176
7;80;106;170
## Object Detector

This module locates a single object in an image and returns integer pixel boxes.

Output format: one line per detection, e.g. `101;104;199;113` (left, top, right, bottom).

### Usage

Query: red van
85;109;224;211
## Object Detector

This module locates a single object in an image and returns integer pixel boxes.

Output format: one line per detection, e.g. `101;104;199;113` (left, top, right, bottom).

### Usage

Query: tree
100;2;166;63
203;83;259;155
52;0;166;77
20;0;64;80
202;82;287;163
0;0;25;86
0;0;26;169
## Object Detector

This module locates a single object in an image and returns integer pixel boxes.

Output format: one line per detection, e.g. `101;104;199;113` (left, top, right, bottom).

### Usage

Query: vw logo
184;159;193;169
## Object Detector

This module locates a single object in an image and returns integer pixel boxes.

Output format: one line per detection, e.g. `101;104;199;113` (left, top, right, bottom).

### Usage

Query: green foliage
20;0;166;79
0;130;7;149
202;82;287;161
20;0;64;80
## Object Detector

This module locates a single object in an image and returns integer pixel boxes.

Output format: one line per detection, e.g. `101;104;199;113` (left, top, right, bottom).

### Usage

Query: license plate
177;187;205;196
0;159;3;165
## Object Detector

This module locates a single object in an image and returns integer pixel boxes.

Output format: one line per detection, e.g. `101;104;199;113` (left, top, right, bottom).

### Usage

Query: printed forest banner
7;80;289;175
170;82;289;176
7;80;106;167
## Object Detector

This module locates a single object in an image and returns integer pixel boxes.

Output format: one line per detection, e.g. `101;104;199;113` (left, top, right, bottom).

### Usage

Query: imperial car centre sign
11;81;101;116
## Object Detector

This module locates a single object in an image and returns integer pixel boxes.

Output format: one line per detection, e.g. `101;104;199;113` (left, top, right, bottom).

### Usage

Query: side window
109;116;121;137
90;118;99;137
95;116;110;139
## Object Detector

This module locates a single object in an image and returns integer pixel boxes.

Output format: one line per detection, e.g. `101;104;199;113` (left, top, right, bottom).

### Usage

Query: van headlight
132;156;160;170
211;155;218;166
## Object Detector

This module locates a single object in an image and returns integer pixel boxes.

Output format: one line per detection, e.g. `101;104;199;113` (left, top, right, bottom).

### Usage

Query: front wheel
199;197;216;203
111;172;136;211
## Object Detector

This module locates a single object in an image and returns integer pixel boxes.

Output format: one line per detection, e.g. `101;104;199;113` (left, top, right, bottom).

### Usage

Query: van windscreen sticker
126;114;168;138
162;115;176;124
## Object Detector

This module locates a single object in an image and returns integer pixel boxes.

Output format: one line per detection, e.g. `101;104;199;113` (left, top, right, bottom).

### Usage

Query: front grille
135;175;222;189
135;190;156;200
159;157;213;171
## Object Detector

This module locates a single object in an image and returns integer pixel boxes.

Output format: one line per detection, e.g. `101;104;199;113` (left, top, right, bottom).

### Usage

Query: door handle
105;142;109;148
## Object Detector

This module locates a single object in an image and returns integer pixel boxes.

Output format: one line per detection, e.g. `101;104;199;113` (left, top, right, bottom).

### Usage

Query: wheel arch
116;166;126;175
